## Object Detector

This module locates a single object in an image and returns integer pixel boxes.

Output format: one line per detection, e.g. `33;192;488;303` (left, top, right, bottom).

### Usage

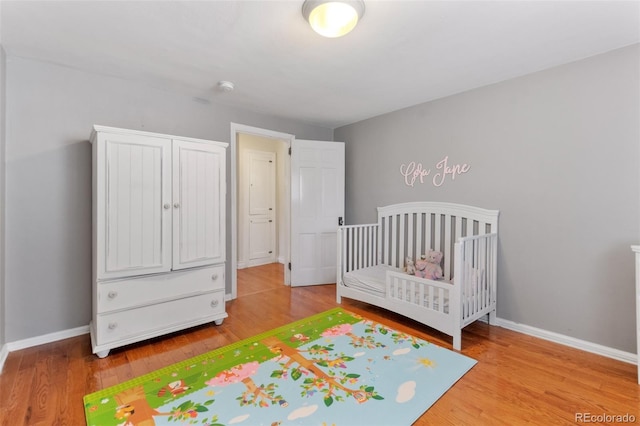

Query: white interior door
290;139;345;286
248;150;276;265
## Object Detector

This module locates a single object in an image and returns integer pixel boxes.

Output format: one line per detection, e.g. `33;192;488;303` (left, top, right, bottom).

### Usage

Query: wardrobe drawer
95;290;225;345
97;265;224;313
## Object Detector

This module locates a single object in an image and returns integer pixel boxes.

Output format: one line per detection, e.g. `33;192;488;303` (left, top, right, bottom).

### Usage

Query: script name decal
400;156;470;187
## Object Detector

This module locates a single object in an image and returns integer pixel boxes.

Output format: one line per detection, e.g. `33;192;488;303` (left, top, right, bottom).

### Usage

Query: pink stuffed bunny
415;250;443;280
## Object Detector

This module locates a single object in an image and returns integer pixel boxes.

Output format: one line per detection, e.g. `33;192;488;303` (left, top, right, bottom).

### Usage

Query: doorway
230;123;294;299
238;141;281;268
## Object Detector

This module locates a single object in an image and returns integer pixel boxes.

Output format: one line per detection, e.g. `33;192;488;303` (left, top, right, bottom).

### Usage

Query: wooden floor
1;263;638;425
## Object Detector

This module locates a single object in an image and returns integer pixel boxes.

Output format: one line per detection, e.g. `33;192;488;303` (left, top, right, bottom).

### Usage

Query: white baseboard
6;325;90;353
0;343;8;374
495;317;637;365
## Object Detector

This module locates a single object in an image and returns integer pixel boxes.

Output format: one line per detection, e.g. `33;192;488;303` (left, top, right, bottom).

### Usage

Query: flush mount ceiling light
302;0;365;38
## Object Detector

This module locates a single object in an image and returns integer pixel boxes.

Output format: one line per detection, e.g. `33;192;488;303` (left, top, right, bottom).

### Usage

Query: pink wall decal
400;156;470;187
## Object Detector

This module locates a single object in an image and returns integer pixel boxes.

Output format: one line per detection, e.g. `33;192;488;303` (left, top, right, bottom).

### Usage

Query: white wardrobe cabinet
90;126;228;358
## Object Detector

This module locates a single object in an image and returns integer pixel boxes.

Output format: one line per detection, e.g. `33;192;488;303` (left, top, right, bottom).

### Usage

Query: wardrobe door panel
96;133;171;279
172;140;226;269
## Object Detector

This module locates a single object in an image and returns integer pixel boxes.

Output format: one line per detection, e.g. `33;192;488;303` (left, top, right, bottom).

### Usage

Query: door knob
174;203;180;209
163;203;171;209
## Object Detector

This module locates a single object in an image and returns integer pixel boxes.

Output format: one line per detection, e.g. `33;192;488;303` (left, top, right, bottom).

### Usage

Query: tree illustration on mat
205;361;288;408
113;385;216;425
361;319;426;349
322;323;387;349
263;329;384;407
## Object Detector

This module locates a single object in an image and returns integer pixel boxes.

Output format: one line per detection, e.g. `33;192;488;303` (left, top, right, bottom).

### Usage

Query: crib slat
481;237;488;309
453;216;462;278
427;286;435;309
373;226;378;266
390;215;397;266
416;213;423;257
365;226;370;267
358;228;366;268
381;217;388;265
353;227;358;270
377;221;382;265
342;228;351;275
444;215;451;280
465;238;472;318
434;214;442;253
407;213;414;260
398;213;405;267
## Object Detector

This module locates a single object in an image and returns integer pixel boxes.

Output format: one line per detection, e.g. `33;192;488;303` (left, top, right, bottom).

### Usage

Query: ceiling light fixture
302;0;365;38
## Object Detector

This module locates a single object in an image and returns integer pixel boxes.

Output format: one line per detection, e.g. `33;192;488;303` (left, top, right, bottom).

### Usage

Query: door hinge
288;262;292;270
288;147;291;156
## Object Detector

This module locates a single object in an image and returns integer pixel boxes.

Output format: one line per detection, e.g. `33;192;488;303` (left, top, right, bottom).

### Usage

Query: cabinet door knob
108;291;118;299
211;300;219;308
163;203;171;210
174;202;180;208
108;322;118;330
211;274;219;281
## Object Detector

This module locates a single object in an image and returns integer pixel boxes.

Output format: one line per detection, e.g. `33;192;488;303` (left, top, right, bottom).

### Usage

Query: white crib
337;202;499;350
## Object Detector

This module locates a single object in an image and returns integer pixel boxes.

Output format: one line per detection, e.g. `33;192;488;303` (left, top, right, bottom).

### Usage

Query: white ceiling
1;1;639;129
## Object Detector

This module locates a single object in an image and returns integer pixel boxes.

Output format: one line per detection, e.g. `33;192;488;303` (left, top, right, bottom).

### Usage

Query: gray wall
335;44;640;353
4;56;332;342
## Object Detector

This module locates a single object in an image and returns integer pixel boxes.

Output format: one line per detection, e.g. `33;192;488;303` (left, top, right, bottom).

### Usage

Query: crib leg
488;309;497;326
336;286;342;304
452;332;462;351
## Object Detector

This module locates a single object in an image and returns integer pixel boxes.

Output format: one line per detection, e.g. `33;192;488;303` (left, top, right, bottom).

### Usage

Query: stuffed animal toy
415;250;443;280
403;256;416;275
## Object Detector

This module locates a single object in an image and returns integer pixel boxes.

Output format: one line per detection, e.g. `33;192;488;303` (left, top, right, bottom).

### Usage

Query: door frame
229;123;294;299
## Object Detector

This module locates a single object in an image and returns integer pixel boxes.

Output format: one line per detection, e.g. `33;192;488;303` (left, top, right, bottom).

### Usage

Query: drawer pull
211;300;219;308
108;322;118;330
108;291;118;299
211;274;219;281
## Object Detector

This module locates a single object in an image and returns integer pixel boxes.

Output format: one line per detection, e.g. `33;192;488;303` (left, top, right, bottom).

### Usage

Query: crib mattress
342;264;400;297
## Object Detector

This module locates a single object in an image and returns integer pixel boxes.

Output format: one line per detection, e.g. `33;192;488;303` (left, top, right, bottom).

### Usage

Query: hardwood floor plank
0;263;637;425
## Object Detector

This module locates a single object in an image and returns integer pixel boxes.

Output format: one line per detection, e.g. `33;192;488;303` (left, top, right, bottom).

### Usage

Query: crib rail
337;224;379;278
387;271;453;315
455;233;498;325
